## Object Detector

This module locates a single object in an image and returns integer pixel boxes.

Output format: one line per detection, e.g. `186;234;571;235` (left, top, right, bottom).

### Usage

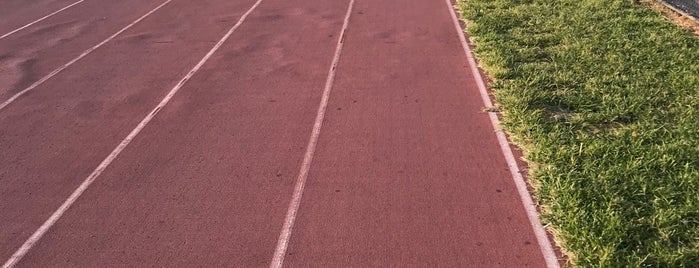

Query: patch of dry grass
643;0;699;35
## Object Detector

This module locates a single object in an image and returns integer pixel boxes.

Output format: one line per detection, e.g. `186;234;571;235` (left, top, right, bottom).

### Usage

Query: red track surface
0;0;78;35
1;0;558;266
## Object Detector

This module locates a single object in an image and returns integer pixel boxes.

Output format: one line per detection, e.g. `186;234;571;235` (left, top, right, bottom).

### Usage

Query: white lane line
0;0;173;112
0;0;265;266
0;0;85;40
269;0;355;267
443;0;561;267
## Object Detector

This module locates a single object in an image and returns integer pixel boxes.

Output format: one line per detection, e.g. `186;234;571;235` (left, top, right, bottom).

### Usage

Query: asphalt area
1;0;560;267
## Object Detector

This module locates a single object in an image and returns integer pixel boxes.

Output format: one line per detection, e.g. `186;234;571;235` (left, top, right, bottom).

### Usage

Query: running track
1;0;561;267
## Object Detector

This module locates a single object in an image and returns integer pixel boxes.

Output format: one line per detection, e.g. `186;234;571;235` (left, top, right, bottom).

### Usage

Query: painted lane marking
0;0;265;266
0;0;85;40
269;0;355;267
442;0;560;267
0;0;173;112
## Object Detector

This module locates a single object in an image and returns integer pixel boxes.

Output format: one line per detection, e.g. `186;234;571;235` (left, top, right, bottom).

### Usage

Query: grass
456;0;699;266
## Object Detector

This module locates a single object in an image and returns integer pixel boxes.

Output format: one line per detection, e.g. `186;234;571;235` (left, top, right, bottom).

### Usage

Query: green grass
456;0;699;266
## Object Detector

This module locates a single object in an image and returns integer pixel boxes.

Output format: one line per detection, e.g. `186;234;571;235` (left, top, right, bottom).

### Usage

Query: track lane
0;0;79;35
4;0;350;266
0;0;84;40
0;0;170;108
281;0;551;266
0;0;260;262
270;0;355;266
